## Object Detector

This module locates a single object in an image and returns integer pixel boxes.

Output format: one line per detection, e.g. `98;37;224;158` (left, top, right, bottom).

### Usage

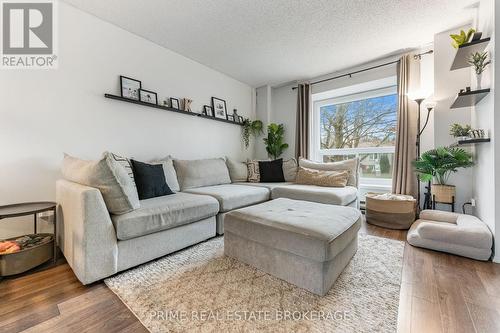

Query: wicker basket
431;184;456;204
365;193;416;230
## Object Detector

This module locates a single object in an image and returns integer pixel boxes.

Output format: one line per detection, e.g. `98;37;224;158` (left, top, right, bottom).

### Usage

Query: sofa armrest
56;179;118;284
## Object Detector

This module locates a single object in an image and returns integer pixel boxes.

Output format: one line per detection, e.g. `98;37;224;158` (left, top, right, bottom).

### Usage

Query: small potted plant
413;147;474;204
468;51;490;89
450;28;475;48
449;123;471;142
241;119;263;149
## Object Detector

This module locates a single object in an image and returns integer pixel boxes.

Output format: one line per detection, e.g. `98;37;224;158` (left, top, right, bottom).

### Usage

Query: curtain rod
291;60;400;90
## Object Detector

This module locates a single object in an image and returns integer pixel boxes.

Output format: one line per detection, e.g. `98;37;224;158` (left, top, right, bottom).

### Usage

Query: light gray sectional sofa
56;156;360;284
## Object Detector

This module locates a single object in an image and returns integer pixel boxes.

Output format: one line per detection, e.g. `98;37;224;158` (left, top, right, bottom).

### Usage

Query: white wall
471;0;498;261
433;25;473;212
0;2;254;237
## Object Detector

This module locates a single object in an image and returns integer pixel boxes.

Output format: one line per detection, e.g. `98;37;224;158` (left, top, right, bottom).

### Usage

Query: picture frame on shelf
170;98;180;109
238;116;244;123
139;89;157;104
227;115;235;122
120;76;141;100
203;105;213;116
212;97;227;119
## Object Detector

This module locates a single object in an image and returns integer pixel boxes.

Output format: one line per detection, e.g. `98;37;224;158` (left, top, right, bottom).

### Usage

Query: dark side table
0;202;57;276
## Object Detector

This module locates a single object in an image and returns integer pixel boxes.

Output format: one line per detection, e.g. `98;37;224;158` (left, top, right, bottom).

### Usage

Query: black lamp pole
413;98;434;211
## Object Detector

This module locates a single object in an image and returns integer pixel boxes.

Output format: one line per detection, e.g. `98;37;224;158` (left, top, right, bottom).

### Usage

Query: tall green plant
413;147;474;185
263;123;289;160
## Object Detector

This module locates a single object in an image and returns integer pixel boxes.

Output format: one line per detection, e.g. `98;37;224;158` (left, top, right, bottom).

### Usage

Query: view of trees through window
319;93;397;179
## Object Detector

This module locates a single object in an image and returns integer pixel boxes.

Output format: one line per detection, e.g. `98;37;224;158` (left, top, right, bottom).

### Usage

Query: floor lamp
412;97;434;210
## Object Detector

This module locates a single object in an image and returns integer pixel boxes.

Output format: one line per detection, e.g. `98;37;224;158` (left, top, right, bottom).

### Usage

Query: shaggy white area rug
105;234;404;333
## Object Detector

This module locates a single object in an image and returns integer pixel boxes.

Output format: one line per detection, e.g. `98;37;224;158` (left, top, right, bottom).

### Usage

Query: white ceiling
63;0;476;87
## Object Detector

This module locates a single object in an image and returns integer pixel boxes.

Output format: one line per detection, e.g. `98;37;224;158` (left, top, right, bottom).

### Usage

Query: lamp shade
407;90;430;102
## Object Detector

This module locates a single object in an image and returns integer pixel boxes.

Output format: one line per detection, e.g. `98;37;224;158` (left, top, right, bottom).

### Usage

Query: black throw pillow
259;159;285;183
131;160;174;200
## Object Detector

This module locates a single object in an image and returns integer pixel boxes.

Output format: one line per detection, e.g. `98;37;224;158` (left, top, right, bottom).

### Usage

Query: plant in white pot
449;123;471;142
413;147;474;204
468;51;490;89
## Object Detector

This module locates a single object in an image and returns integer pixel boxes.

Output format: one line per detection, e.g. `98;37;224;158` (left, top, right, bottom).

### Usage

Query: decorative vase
431;184;456;204
476;73;482;90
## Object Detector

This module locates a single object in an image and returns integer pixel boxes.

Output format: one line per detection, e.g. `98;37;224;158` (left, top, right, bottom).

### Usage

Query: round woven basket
365;192;416;230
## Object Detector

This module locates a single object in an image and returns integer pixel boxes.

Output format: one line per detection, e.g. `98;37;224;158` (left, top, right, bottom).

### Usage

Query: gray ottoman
224;198;362;296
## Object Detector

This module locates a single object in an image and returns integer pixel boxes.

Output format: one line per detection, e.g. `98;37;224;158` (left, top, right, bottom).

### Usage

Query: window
311;78;397;190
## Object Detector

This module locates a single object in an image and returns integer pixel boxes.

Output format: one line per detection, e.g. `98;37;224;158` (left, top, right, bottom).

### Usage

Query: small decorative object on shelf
450;28;475;49
203;105;213;116
170;97;180;109
227;115;235;122
470;129;486;139
468;51;490;89
212;97;228;119
238;115;244;123
139;89;157;105
162;100;168;107
182;98;193;112
120;76;141;100
449;123;471;142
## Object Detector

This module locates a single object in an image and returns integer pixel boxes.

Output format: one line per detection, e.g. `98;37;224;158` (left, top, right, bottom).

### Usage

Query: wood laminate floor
1;220;499;333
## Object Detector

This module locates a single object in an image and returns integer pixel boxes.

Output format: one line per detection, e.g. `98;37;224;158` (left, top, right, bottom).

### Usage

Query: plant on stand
449;123;471;142
413;147;474;205
263;123;289;160
468;51;490;89
241;119;263;149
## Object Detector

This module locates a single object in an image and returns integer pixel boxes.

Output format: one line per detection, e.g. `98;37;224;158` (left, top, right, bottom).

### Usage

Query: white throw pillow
61;152;140;214
282;158;298;182
226;158;248;182
173;158;231;190
299;157;359;187
150;156;180;192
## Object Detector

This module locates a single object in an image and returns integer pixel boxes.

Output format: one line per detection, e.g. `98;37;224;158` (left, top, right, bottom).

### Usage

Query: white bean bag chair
407;210;493;260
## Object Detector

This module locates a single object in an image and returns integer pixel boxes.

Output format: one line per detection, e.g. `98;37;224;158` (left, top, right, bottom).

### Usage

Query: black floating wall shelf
104;94;244;126
450;88;490;109
451;138;491;147
450;38;491;71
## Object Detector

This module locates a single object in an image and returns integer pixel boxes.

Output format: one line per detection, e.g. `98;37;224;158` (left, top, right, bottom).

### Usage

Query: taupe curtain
296;83;311;160
392;54;418;197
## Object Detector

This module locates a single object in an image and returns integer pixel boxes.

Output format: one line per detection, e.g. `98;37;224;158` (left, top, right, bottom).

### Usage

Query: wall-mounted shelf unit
451;138;491;147
450;88;490;109
450;38;490;71
104;94;243;126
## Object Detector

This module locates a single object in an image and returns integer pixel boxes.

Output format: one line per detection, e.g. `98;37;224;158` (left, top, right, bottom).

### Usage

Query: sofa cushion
234;182;294;190
259;159;285;182
299;158;359;187
283;158;298;182
111;192;219;240
226;158;248;182
150;156;180;192
174;158;231;190
247;160;260;182
184;184;270;212
271;184;358;206
62;152;140;214
131;160;173;200
295;167;350;187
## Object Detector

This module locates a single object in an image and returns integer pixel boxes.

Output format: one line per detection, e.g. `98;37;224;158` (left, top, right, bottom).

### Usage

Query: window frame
311;79;398;190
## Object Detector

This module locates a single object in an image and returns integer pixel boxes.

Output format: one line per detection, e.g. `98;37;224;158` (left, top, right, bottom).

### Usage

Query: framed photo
139;89;157;104
203;105;213;116
227;115;235;122
212;97;227;119
120;76;141;100
170;98;180;109
238;116;244;123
